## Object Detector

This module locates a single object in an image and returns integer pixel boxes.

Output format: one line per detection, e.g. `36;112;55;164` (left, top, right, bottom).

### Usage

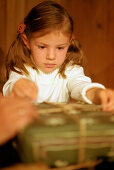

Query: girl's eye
38;46;45;49
57;47;64;50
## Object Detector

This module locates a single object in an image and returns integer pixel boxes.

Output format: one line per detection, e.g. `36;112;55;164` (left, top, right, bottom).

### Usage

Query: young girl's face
27;30;70;73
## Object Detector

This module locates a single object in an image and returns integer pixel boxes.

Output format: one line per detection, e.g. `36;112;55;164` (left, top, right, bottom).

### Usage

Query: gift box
16;103;114;168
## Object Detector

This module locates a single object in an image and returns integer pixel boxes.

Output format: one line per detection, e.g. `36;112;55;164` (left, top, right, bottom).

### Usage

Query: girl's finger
106;105;114;112
98;90;108;110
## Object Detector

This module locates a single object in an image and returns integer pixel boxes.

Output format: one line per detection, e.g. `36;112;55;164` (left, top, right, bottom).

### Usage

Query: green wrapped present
15;103;114;168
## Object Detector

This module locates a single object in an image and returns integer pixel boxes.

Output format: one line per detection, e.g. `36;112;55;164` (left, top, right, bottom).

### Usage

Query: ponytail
59;39;85;78
6;35;37;80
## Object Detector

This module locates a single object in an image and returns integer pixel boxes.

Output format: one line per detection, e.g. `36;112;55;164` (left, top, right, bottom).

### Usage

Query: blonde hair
6;0;84;80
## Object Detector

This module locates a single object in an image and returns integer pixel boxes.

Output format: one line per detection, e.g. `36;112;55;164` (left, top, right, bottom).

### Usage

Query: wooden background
0;0;114;91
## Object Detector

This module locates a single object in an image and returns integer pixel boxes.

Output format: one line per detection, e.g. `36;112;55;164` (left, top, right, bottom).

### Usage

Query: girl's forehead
30;31;70;46
30;29;71;40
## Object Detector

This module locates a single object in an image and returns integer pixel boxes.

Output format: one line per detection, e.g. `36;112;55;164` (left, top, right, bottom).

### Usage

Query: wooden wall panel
5;0;26;52
0;0;114;89
0;0;6;52
60;0;114;88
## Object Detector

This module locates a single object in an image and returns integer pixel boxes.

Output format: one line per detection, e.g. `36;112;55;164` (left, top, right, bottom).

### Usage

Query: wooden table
2;159;102;170
2;163;49;170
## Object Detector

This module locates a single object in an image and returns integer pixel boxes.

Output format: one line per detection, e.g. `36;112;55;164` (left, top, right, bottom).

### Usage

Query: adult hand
12;78;38;101
0;95;38;145
2;163;49;170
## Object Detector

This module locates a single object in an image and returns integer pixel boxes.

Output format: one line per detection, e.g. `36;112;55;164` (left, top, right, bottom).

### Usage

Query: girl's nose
46;49;56;60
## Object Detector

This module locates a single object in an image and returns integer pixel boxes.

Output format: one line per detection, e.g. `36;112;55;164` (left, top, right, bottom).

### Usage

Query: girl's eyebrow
57;43;69;46
36;42;69;46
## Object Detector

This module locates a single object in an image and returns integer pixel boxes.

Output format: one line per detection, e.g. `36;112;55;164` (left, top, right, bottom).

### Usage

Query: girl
3;0;114;112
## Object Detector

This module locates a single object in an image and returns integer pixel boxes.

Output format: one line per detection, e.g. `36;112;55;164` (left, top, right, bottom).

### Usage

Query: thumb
9;92;15;98
99;90;108;110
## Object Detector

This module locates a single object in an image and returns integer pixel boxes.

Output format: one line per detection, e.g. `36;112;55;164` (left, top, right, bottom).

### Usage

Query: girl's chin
38;67;58;74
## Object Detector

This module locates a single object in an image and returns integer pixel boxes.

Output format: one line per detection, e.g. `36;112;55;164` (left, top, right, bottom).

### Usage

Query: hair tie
17;22;26;34
72;34;76;40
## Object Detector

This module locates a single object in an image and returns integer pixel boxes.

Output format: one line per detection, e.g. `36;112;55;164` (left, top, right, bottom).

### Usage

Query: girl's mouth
45;63;56;68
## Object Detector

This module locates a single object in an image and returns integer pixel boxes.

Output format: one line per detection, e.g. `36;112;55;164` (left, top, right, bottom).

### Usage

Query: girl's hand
98;88;114;112
12;78;38;101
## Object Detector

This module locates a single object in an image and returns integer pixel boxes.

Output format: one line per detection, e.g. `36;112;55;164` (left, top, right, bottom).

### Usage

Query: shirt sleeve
67;66;105;104
3;70;29;96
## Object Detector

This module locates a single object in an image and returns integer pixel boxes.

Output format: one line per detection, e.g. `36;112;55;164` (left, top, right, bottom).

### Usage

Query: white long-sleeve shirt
3;65;105;103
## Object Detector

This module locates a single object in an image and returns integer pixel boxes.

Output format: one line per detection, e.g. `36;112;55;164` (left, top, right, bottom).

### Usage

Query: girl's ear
21;33;30;49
